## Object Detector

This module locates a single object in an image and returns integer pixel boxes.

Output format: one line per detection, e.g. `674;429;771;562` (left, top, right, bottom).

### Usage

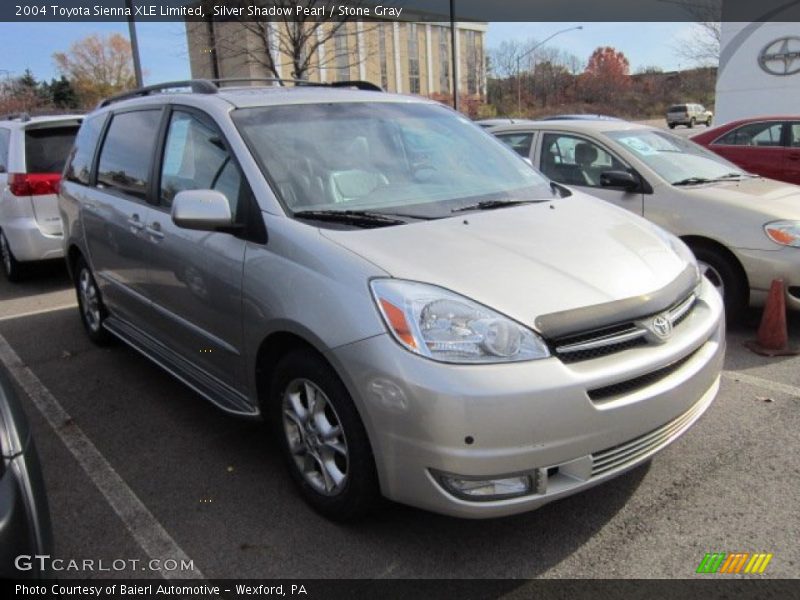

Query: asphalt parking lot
1;262;799;583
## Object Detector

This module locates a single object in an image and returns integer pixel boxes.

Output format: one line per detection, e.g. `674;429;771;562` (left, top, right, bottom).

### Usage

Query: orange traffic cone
744;279;799;356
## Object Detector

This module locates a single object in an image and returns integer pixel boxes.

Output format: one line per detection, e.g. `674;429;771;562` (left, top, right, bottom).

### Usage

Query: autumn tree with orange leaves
578;46;631;103
53;33;137;107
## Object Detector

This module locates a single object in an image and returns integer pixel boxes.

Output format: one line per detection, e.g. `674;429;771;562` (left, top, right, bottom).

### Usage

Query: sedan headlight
765;221;800;248
370;279;550;363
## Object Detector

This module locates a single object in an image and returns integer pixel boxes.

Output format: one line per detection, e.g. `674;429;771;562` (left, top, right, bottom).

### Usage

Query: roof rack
97;80;218;108
1;112;31;122
97;77;383;107
210;77;383;92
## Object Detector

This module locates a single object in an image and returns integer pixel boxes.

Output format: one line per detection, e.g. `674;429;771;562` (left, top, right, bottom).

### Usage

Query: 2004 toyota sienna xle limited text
58;80;724;521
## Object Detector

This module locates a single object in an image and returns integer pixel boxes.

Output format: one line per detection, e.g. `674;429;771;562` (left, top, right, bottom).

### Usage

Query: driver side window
540;133;627;188
160;110;249;221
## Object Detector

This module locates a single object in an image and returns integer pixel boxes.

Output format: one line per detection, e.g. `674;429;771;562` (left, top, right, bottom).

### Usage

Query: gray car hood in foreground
322;193;692;335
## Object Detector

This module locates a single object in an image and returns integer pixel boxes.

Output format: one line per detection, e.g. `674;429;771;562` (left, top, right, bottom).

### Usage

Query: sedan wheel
698;260;725;300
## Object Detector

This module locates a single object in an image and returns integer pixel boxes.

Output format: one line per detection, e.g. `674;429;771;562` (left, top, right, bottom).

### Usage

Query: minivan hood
679;177;800;218
321;193;693;336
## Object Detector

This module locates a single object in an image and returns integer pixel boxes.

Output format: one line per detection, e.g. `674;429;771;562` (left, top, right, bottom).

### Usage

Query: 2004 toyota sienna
58;80;724;520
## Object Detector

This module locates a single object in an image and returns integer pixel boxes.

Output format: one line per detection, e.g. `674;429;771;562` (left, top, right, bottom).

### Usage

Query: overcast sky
0;21;700;85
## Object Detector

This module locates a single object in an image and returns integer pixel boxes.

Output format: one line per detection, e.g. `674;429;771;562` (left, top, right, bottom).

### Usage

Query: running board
104;316;258;417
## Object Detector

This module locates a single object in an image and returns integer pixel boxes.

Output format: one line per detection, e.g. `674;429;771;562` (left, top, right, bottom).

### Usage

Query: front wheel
270;350;378;521
690;244;747;321
0;230;24;282
74;257;113;345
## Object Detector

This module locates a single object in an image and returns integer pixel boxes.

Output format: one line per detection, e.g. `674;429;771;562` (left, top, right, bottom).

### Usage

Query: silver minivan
59;81;724;520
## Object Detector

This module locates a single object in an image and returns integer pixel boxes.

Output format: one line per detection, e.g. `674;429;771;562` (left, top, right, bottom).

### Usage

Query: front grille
553;292;697;364
591;391;709;477
587;349;698;402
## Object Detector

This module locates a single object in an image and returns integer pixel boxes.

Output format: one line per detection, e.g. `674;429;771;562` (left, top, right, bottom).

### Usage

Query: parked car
490;119;800;319
0;363;53;578
691;117;800;186
539;114;623;121
60;80;723;521
666;104;713;129
474;117;534;129
0;113;82;281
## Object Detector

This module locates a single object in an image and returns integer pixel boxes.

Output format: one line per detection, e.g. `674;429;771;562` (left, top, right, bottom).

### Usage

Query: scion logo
758;37;800;76
696;552;773;574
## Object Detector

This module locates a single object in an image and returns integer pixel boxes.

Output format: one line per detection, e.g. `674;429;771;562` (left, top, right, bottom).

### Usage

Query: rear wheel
668;123;676;129
74;256;113;345
706;118;712;127
0;230;24;282
689;243;747;321
270;349;378;521
688;117;696;129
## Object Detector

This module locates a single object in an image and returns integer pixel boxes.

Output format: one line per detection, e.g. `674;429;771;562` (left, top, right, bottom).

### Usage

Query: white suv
0;113;82;281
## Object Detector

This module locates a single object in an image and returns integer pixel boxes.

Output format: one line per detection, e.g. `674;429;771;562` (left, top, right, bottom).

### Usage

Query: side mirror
521;156;533;166
171;190;233;231
600;170;639;191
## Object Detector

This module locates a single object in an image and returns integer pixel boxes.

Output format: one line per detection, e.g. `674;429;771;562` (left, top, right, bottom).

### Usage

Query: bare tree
199;0;374;82
668;0;722;66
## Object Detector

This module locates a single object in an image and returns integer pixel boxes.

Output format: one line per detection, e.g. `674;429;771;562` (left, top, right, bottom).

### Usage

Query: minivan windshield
233;102;554;220
605;129;749;186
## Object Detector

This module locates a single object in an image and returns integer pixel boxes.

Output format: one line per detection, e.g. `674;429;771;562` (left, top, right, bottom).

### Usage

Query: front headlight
764;220;800;248
370;279;550;363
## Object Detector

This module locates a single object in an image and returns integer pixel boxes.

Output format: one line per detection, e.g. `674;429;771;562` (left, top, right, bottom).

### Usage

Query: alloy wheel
282;378;349;496
78;268;102;333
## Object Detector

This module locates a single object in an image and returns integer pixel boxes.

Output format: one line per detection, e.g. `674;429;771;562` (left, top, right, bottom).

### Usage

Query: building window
439;26;450;94
407;23;420;94
334;25;350;82
378;26;389;90
466;30;478;95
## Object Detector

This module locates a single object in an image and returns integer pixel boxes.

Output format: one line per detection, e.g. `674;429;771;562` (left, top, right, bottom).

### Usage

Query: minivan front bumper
330;278;724;518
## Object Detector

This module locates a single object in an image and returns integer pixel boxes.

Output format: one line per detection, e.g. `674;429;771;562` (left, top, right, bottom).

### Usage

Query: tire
688;117;696;129
706;119;712;127
689;243;748;322
269;349;378;521
668;123;676;129
0;230;24;282
74;256;113;345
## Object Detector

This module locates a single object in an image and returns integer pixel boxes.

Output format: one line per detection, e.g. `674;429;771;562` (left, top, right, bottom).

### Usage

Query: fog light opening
433;470;537;501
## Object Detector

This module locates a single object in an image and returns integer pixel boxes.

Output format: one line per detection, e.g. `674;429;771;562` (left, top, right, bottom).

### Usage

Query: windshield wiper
672;177;712;186
451;199;543;213
292;209;407;227
712;172;752;181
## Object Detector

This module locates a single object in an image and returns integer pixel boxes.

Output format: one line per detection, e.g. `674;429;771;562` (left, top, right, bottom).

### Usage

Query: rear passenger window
159;110;247;217
25;126;79;173
97;110;161;199
65;115;106;185
715;122;783;147
495;133;533;158
0;128;9;172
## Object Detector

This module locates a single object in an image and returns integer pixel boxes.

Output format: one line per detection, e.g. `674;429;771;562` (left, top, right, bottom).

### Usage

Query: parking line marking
722;370;800;398
0;303;78;322
0;331;204;580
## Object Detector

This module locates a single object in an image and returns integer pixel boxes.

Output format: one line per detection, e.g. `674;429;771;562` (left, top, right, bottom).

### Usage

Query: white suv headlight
370;279;550;363
765;220;800;248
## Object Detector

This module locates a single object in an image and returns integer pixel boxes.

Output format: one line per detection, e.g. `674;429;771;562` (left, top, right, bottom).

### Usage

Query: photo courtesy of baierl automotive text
0;0;798;598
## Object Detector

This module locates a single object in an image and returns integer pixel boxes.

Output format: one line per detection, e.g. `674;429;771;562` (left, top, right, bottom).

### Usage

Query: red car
691;117;800;185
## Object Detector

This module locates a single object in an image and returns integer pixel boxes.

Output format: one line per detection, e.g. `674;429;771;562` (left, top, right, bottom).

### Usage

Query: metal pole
125;0;144;88
450;0;458;111
516;56;521;115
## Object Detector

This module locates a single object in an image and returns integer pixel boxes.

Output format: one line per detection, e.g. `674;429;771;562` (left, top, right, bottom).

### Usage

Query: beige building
185;20;487;99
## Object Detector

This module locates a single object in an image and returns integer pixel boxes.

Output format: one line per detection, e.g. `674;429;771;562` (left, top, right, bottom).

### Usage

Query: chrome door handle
146;222;164;240
127;214;144;232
